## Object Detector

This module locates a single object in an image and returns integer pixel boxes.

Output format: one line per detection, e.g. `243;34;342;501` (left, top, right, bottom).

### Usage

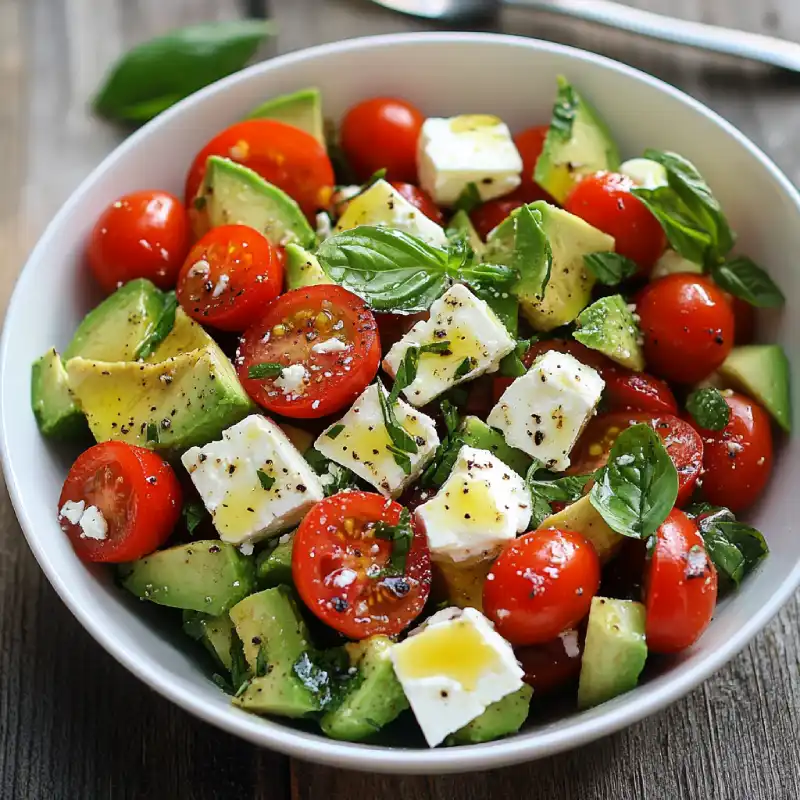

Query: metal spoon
371;0;800;73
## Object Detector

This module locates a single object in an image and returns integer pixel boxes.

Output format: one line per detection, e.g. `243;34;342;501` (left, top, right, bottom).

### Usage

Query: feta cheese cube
383;284;515;407
334;179;447;247
487;351;604;471
417;115;522;207
390;607;524;747
181;415;324;546
415;446;531;562
314;383;439;497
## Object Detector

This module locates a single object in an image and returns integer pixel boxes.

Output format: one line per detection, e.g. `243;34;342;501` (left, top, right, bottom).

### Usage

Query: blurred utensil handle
509;0;800;73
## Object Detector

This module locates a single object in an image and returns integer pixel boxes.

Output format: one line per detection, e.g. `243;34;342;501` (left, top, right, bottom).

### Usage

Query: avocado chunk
433;555;493;611
446;684;532;745
247;87;325;145
459;416;532;477
447;209;486;256
197;156;316;249
183;610;235;670
65;343;253;456
539;494;622;564
284;243;332;291
31;348;88;439
147;306;216;362
120;541;255;616
320;636;409;741
535;76;621;204
230;587;319;717
573;294;644;371
256;533;294;588
717;344;791;432
577;596;647;709
64;279;166;362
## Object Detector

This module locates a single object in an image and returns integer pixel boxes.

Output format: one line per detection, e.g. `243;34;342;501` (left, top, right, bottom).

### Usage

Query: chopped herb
229;634;250;696
387;445;413;475
135;291;178;360
373;508;414;575
326;424;345;440
441;398;460;436
390;341;452;403
686;387;731;431
454;357;476;379
583;252;639;286
248;362;284;380
526;462;591;528
146;422;160;443
452;182;482;214
255;643;269;677
257;469;276;491
293;648;352;710
377;383;418;455
499;336;537;378
181;500;207;535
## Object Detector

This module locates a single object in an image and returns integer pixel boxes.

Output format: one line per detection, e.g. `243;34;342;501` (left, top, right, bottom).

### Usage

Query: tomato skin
514;125;550;195
603;369;678;415
483;529;601;646
728;294;757;345
185;119;334;218
58;442;182;563
690;393;773;513
177;225;283;332
389;183;444;225
515;629;583;695
341;97;424;183
88;190;190;293
564;172;667;274
292;492;431;639
645;509;717;654
469;184;554;241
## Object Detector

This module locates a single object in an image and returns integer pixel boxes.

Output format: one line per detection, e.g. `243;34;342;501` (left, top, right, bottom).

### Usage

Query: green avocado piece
182;610;235;670
459;416;532;477
146;306;215;362
573;294;644;371
284;243;333;291
65;343;253;456
230;587;319;717
446;684;533;745
534;76;621;204
30;348;88;439
255;533;294;588
539;494;622;565
247;87;325;146
320;636;409;741
447;209;486;256
198;156;316;249
119;541;255;616
717;344;792;432
577;596;647;710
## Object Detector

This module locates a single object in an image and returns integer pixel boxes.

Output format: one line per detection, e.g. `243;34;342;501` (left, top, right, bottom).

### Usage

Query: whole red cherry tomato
515;628;584;695
389;182;444;225
603;369;678;415
514;125;551;196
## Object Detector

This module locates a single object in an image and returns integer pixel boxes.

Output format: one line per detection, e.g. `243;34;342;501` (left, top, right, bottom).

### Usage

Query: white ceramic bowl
2;32;799;774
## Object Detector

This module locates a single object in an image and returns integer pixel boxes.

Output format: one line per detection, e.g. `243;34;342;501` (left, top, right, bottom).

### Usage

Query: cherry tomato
185;120;334;218
603;369;678;415
469;184;554;241
177;225;283;332
58;442;182;563
87;190;190;294
645;508;717;653
389;182;445;225
570;412;703;506
564;172;667;274
340;97;425;183
515;628;583;695
237;285;381;418
637;274;735;384
728;294;757;345
690;392;773;513
483;529;600;646
375;311;429;355
292;492;431;639
514;125;550;196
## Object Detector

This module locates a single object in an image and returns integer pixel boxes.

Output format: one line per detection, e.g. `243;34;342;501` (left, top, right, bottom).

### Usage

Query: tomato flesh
514;125;551;197
515;628;584;695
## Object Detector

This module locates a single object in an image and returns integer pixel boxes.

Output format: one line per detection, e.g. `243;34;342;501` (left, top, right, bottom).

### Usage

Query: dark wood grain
1;1;799;798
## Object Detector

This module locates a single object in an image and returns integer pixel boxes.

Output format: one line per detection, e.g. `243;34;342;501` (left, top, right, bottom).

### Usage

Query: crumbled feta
59;499;85;525
274;364;308;396
315;211;333;241
311;338;349;355
211;273;230;298
78;505;108;540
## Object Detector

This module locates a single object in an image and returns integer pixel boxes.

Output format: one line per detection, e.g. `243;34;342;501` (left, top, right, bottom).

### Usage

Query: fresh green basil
146;422;160;444
686;388;731;431
293;649;351;710
459;262;520;335
513;204;552;300
377;383;418;456
499;337;537;378
373;508;414;575
710;256;785;308
548;76;579;142
452;182;482;214
390;341;453;404
255;643;269;678
93;20;275;124
583;252;638;286
590;424;678;539
181;500;207;535
229;633;251;697
247;362;283;380
257;469;276;491
135;291;177;360
454;357;476;379
420;402;465;488
326;424;345;440
526;463;592;528
441;399;461;437
303;448;363;496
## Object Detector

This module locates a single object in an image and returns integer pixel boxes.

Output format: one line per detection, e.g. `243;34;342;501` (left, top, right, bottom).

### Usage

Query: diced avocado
433;555;493;611
539;494;622;564
147;306;215;362
230;587;319;717
534;76;621;204
284;242;332;291
196;156;316;249
256;534;294;588
247;87;325;146
30;348;88;439
182;610;235;670
119;541;255;616
573;294;644;371
64;278;166;362
577;596;647;710
459;416;532;477
717;344;792;432
65;343;253;456
447;209;486;256
446;684;532;745
320;636;409;741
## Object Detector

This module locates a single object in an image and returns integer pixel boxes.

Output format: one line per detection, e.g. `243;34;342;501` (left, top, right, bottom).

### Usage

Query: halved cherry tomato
689;392;773;513
237;285;381;418
58;442;182;563
516;628;583;695
341;97;425;183
88;190;190;294
185;120;334;218
389;182;445;225
637;274;734;384
570;412;703;506
483;529;600;646
645;508;717;653
564;171;666;275
603;369;678;415
292;492;431;639
177;225;283;332
514;125;551;197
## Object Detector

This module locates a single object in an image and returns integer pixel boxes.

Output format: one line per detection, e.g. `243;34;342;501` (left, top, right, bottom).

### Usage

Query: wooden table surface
2;1;799;797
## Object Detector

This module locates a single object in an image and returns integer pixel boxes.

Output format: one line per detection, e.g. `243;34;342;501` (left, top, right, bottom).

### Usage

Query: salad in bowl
31;76;790;749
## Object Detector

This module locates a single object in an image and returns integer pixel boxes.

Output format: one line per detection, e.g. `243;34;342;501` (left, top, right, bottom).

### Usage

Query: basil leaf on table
710;256;785;308
93;20;275;124
590;424;678;539
686;387;731;431
583;252;639;286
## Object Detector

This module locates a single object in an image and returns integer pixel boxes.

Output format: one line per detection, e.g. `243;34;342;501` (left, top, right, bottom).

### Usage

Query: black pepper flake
534;430;545;446
331;596;349;612
198;454;207;463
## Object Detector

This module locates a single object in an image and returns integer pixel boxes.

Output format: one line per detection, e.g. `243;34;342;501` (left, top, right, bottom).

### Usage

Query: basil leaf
513;204;552;300
387;446;413;475
326;424;345;440
459;263;520;335
229;633;251;697
135;291;177;360
686;388;731;431
377;384;418;455
304;448;364;496
452;182;482;214
548;76;579;142
590;424;678;539
293;649;352;710
441;399;461;436
454;357;476;379
499;337;537;378
527;472;593;528
257;469;276;491
583;252;638;286
711;256;785;308
255;643;269;678
373;508;414;574
248;362;283;379
181;500;207;535
420;400;464;488
93;20;275;124
146;422;160;444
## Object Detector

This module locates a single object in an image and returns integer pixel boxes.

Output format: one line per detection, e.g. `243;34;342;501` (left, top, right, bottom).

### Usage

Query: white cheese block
650;248;704;280
619;157;668;190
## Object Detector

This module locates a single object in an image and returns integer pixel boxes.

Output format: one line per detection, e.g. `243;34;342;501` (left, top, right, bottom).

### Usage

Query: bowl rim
3;30;800;774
